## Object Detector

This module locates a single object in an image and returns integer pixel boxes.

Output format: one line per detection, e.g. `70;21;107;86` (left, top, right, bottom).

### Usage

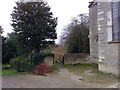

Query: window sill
108;41;120;44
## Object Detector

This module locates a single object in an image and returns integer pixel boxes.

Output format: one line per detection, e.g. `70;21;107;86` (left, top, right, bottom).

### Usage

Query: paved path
2;69;118;88
107;83;119;88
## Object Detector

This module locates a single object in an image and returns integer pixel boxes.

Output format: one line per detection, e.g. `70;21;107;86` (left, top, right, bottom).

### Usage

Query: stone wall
64;53;90;64
99;44;119;75
44;56;53;66
97;2;119;75
89;1;119;75
89;2;99;63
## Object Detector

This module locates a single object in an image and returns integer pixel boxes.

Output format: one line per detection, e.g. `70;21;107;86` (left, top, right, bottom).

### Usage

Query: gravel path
2;68;118;88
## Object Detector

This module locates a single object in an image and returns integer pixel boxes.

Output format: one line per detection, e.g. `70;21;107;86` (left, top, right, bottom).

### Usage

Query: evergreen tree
11;1;57;52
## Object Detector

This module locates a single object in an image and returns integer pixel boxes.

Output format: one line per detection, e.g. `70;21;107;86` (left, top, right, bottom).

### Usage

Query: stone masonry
89;1;99;63
89;1;120;75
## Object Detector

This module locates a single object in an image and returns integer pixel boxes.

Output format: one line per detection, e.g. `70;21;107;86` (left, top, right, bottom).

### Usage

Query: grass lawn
1;69;29;76
62;63;118;84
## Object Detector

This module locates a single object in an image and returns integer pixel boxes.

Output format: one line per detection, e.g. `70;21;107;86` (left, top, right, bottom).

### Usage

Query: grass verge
1;69;29;76
63;63;118;84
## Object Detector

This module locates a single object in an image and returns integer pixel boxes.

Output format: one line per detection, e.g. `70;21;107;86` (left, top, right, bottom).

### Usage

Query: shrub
10;51;54;72
10;55;30;72
30;52;45;65
34;63;51;75
2;64;11;69
30;51;54;65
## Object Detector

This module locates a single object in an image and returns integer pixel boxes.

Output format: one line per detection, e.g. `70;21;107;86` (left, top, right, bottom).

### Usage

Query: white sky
0;0;91;44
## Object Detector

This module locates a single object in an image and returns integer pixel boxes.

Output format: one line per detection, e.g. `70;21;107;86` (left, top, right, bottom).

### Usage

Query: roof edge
88;1;97;8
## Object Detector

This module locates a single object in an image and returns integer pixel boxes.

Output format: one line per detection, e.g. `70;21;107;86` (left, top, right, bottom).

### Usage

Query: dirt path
2;68;118;88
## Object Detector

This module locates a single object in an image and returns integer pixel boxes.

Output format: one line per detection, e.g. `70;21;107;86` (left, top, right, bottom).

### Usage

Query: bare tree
60;14;89;53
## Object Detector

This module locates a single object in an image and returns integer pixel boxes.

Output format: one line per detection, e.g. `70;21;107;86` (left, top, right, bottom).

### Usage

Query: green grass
63;63;98;75
62;63;118;84
1;69;29;76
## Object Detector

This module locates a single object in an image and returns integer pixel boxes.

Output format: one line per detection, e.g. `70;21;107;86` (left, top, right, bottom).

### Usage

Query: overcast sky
0;0;91;43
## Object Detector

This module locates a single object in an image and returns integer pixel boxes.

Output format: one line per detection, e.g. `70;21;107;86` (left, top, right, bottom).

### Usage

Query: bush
2;64;11;69
10;51;54;72
30;52;45;65
30;51;54;65
34;63;51;75
10;55;30;72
